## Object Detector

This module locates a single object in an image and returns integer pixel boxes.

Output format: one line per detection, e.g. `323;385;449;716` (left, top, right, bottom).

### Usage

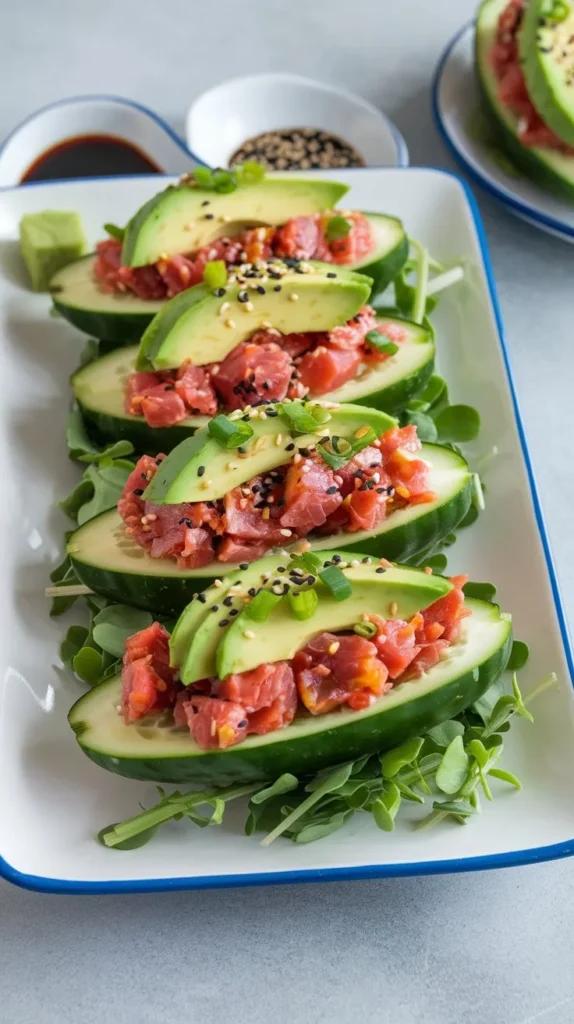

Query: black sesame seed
239;562;249;570
325;485;338;494
133;488;144;496
219;619;229;627
198;466;205;477
237;720;248;728
211;605;219;612
198;593;207;603
223;596;233;607
140;473;147;480
327;272;337;278
376;567;386;574
238;291;249;303
205;213;214;220
273;284;282;292
214;287;226;297
229;609;239;617
285;443;295;451
332;555;342;563
256;285;266;294
248;587;257;597
201;200;211;206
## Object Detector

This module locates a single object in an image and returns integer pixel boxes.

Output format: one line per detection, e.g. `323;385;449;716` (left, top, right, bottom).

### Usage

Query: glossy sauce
20;134;161;183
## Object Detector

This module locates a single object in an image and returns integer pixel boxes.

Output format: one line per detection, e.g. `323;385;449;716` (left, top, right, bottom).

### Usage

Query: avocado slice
68;599;512;785
135;261;371;371
520;0;574;147
21;211;87;292
143;402;396;505
476;0;574;199
122;176;349;267
170;555;451;684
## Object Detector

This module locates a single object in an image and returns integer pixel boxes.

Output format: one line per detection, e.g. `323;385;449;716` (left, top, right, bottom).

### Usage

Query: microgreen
507;640;530;672
433;405;481;444
317;427;377;472
463;581;497;602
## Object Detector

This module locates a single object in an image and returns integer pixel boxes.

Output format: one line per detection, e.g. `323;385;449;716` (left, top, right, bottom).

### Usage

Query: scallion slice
192;167;214;189
317;427;377;471
234;160;266;184
353;621;377;639
288;589;319;621
280;400;332;434
325;215;351;242
203;260;228;290
244;589;283;622
365;330;399;356
208;414;254;449
319;564;352;601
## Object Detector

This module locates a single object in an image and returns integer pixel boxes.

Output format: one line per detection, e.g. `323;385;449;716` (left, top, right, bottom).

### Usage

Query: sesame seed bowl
185;73;409;171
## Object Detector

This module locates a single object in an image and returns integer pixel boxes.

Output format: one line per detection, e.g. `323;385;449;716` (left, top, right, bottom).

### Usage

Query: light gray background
1;2;573;1022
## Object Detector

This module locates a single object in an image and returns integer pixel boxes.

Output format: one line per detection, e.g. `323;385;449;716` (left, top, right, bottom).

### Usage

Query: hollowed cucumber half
50;212;408;345
71;316;435;455
68;598;512;786
67;443;473;615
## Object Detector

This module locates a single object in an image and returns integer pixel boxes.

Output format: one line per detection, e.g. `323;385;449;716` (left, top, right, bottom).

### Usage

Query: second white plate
433;22;574;245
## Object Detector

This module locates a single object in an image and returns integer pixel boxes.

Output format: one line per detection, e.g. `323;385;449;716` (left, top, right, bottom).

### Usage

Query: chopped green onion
234;160;266;184
319;564;352;601
550;0;570;22
353;620;377;639
208;414;254;449
317;427;377;471
103;222;125;241
280;400;332;434
289;551;323;576
212;168;237;194
192;167;214;189
203;260;228;290
325;215;351;242
288;589;319;621
244;589;283;622
365;330;399;356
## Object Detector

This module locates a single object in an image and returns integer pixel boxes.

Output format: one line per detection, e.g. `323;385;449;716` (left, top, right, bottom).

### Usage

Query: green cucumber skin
71;625;512;785
53;298;156;346
359;233;409;299
475;28;574;202
69;476;472;615
76;355;434;455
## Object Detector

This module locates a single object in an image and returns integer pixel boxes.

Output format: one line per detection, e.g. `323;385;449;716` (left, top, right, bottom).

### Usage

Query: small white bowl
0;95;200;188
185;73;408;170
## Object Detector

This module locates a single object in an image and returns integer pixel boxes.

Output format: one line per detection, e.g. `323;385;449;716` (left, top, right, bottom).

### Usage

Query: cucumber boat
67;402;474;614
71;315;435;453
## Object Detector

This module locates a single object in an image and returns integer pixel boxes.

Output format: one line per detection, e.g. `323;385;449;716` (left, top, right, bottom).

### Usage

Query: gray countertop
1;2;573;1022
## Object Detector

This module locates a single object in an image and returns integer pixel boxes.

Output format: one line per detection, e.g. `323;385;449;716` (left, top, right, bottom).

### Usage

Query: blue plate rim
0;164;572;893
431;21;574;243
0;92;409;187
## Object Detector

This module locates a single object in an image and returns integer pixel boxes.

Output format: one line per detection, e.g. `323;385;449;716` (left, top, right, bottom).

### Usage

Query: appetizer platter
433;0;574;242
0;165;572;893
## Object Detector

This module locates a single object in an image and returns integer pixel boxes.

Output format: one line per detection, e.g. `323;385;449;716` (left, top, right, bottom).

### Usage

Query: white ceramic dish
433;23;574;245
185;73;409;169
0;95;200;187
0;167;573;894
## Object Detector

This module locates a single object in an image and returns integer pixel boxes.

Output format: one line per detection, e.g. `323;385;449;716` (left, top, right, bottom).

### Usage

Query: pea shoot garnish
317;426;377;471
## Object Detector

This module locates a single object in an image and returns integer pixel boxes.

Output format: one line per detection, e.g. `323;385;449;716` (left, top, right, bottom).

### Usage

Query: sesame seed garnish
280;528;292;537
219;619;229;627
213;579;223;588
227;462;238;471
275;433;283;446
239;562;249;570
376;567;386;574
390;602;398;615
201;200;210;206
243;630;255;639
200;479;212;490
262;507;270;520
243;301;254;312
325;485;338;494
198;593;207;603
224;318;236;328
205;213;214;220
328;641;340;655
354;425;371;439
327;272;337;279
351;559;360;567
220;302;230;314
211;605;219;612
424;566;433;575
289;293;299;302
198;465;205;477
285;442;295;452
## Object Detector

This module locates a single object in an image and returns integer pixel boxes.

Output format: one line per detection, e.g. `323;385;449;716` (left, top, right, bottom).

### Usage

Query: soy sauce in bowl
20;134;161;183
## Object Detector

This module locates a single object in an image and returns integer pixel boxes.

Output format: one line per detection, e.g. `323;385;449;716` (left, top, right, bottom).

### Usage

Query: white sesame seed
243;301;254;313
280;528;293;537
213;579;223;588
289;293;299;302
328;641;340;655
227;462;238;470
243;630;255;639
390;601;398;616
224;318;236;328
275;433;283;446
351;559;360;567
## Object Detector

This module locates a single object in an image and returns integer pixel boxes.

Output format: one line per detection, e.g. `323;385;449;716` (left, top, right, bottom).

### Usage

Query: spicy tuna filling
124;306;407;428
120;575;470;750
490;0;574;151
94;211;374;301
117;425;435;567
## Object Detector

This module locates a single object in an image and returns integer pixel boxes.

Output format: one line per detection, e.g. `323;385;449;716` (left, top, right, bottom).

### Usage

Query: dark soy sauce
21;134;162;183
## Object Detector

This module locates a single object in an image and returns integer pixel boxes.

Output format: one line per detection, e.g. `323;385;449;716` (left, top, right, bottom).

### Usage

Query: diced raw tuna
294;632;389;714
321;212;374;264
372;615;423;679
117;263;167;301
93;239;122;292
212;341;293;411
281;454;342;532
295;343;362;395
121;622;178;723
223;485;287;544
379;425;421;457
175;363;218;416
251;329;313;360
328;306;377;349
217;537;276;564
345;487;387;532
117;454;164;532
140;384;189;428
241;227;276;263
274;216;321;260
218;661;296;717
156;253;200;296
185;696;249;749
336;445;384;496
125;371;163;415
150;526;214;568
419;574;470;643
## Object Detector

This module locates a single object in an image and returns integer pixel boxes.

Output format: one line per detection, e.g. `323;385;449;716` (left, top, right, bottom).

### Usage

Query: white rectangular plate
0;167;573;893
